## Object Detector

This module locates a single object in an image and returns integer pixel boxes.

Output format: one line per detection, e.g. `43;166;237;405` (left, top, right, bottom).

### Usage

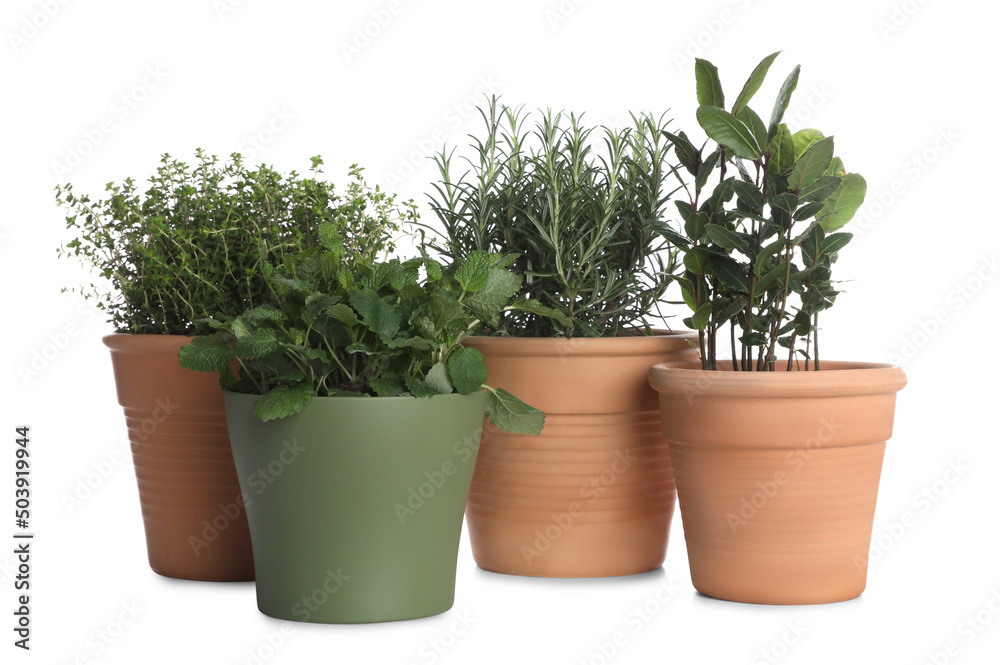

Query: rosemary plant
425;97;681;337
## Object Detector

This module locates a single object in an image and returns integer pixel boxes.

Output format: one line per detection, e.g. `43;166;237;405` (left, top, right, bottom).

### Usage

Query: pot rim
649;359;907;398
464;329;699;357
224;388;487;402
103;332;195;351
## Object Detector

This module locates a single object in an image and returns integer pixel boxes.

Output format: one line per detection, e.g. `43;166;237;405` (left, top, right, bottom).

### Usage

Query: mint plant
178;232;552;434
659;53;867;371
56;150;414;335
426;97;681;337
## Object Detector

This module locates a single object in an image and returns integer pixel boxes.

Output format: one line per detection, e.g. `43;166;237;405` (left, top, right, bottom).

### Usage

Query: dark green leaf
695;58;725;108
425;362;454;395
696;106;762;160
349;288;401;338
695;150;721;191
732;51;780;116
404;373;436;398
485;388;544;435
234;329;279;359
448;347;488;394
768;124;796;176
767;65;800;141
818;173;867;230
820;232;853;255
253;384;314;421
662;130;699;175
737;107;768;158
710;255;749;292
705;224;748;254
788;136;835;193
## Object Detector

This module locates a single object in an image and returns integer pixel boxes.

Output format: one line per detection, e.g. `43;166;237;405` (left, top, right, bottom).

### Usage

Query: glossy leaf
696;106;762;160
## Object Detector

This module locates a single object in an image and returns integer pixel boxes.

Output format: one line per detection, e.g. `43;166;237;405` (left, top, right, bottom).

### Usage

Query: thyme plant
56;150;414;335
426;98;681;337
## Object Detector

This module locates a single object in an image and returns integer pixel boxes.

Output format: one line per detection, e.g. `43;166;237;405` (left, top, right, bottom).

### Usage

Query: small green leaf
253;384;314;422
793;201;826;221
455;250;492;292
732;51;780;116
788;136;835;193
820;232;853;255
695;150;721;191
705;224;748;254
767;65;800;141
349;288;401;338
818;173;867;230
792;129;825;158
371;374;405;397
425;362;454;395
737;107;768;156
695;58;725;108
234;329;279;359
770;193;799;214
326;303;361;328
797;175;842;203
710;255;749;292
690;302;712;330
404;373;436;398
768;124;796;176
448;347;488;394
464;268;522;324
696;106;762;160
486;388;545;435
662;130;699;175
178;335;234;372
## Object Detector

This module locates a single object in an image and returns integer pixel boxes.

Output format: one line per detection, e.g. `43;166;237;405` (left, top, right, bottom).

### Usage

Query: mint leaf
178;334;234;372
371;374;405;397
447;347;488;394
326;303;361;329
455;251;492;292
349;288;401;338
253;384;314;421
404;372;435;398
425;362;454;395
465;268;522;323
486;388;545;435
233;329;279;359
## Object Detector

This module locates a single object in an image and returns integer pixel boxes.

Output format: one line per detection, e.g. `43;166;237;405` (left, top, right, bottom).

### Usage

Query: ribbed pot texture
225;390;488;623
463;332;699;578
648;360;907;604
103;334;254;581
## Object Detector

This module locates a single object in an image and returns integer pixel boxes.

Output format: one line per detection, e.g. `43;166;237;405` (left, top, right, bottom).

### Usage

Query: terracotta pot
104;334;254;581
463;332;699;578
225;390;487;623
648;360;907;604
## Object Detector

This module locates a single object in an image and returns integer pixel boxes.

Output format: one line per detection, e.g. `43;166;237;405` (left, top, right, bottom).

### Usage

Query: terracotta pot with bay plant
56;153;401;581
425;99;698;578
648;53;906;604
181;211;546;622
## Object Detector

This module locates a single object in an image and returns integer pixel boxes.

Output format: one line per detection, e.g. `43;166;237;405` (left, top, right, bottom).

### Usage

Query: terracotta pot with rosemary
425;99;698;578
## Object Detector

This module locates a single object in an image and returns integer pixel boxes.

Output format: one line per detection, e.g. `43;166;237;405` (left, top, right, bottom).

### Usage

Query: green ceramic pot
224;390;488;623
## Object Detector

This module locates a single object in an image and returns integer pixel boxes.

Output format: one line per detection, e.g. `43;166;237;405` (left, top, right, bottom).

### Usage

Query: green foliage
179;236;546;434
56;151;412;335
425;97;681;337
661;53;868;371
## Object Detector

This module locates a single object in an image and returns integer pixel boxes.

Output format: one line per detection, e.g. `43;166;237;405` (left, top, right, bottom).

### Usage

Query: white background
3;1;999;663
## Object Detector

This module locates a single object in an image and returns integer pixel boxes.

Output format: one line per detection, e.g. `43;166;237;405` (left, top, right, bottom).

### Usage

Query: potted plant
648;53;907;604
179;216;547;622
55;152;403;581
425;99;699;578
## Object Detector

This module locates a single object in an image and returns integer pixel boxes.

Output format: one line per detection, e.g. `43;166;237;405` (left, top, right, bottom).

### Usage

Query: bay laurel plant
659;53;867;371
178;226;549;434
426;97;681;337
56;150;412;335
